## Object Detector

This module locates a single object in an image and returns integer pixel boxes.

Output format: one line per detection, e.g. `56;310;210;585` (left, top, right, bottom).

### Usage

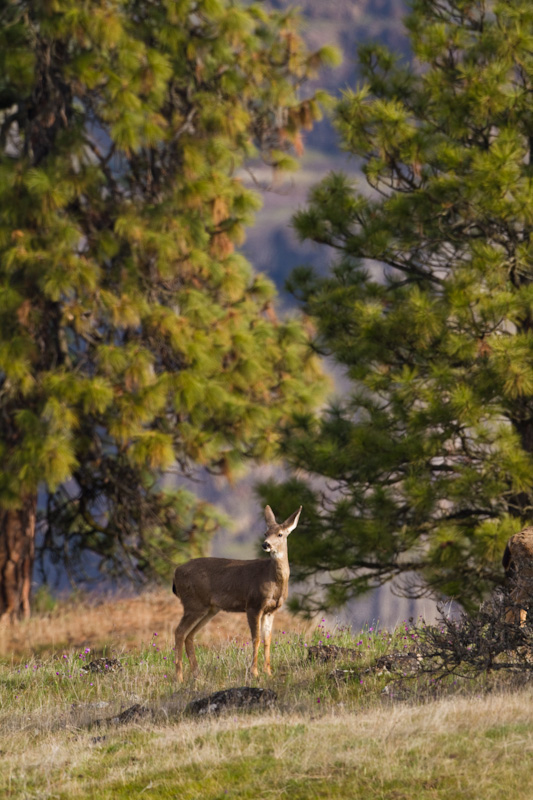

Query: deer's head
262;505;302;559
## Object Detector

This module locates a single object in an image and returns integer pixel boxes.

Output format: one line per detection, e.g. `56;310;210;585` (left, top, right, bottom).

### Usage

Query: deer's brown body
503;527;533;625
172;505;301;681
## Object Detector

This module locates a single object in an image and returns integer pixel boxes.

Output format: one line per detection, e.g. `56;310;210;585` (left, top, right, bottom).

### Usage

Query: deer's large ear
282;506;302;535
264;505;277;527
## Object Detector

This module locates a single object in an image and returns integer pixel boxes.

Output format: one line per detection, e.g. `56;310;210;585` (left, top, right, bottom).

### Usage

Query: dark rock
374;651;422;675
109;703;150;725
307;644;361;663
92;703;150;727
328;651;422;683
329;668;359;683
185;687;277;716
82;658;122;674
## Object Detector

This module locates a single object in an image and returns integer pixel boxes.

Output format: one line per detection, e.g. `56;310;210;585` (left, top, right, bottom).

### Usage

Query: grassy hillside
1;591;533;799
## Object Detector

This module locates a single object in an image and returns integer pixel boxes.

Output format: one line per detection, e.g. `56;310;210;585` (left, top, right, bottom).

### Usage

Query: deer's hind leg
175;608;211;681
184;607;219;676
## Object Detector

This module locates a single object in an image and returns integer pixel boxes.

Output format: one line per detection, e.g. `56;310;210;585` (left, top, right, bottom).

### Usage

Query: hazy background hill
241;0;410;302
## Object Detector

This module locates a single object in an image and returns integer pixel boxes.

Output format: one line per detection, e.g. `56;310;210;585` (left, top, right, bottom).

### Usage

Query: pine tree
259;0;533;613
0;0;336;619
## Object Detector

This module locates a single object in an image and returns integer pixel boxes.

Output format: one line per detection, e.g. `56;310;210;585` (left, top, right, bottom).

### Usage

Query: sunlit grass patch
2;609;533;799
4;696;533;799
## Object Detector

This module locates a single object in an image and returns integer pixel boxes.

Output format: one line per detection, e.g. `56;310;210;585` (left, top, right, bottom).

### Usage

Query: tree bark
0;496;36;622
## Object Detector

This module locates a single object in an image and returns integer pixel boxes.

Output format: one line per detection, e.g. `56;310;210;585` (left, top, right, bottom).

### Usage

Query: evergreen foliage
0;0;331;589
259;0;533;612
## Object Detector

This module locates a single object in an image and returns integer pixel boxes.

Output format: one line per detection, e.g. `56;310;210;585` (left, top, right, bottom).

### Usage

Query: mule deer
503;527;533;625
172;505;302;681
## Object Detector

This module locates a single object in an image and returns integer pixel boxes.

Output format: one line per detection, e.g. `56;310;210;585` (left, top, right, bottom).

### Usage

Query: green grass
2;619;533;799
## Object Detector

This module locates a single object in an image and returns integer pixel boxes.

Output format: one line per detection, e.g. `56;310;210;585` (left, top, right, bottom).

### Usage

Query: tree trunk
0;496;36;622
508;410;533;517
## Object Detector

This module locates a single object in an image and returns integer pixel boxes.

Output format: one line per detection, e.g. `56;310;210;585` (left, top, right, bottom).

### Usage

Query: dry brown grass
0;587;313;656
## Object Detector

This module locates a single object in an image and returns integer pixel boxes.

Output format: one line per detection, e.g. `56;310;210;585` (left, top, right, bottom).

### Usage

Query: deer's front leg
262;613;274;676
247;608;262;677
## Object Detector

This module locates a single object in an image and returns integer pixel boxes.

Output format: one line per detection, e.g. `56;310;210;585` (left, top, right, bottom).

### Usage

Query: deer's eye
278;533;283;537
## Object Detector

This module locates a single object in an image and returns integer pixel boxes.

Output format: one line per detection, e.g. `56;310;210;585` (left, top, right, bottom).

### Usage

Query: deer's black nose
262;542;270;551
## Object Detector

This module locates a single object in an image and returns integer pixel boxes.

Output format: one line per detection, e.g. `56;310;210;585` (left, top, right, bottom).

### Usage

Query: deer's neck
270;553;290;588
